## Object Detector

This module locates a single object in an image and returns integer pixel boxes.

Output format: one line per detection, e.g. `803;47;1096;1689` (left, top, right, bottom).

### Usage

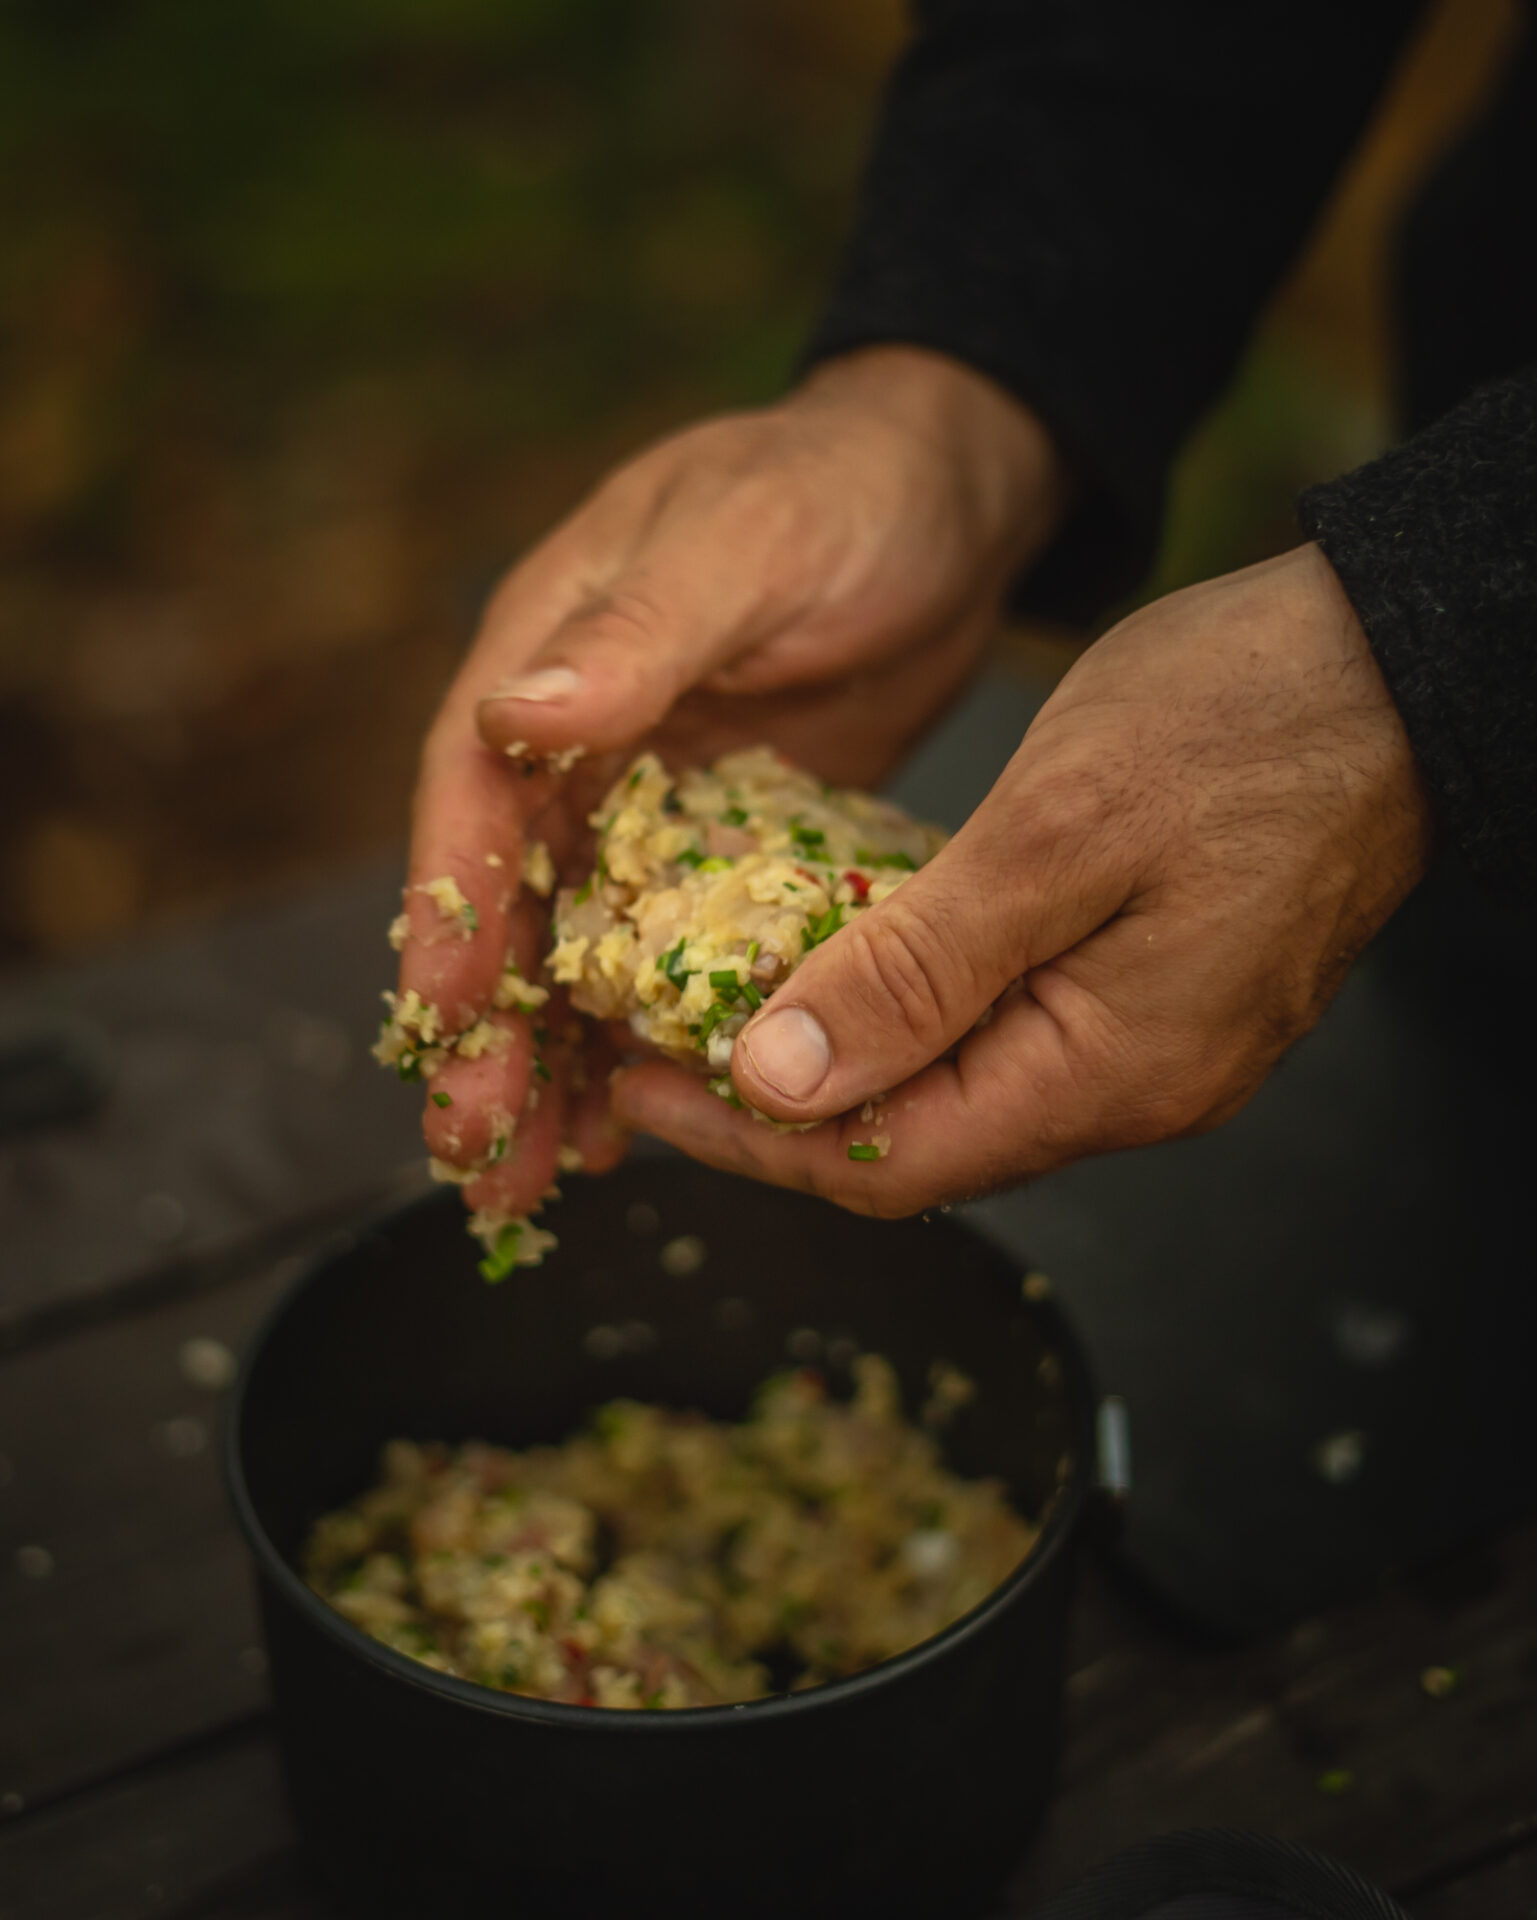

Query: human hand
395;347;1065;1218
610;544;1434;1215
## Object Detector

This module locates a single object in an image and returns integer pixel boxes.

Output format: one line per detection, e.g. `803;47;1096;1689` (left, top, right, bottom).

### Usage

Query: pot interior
237;1156;1087;1585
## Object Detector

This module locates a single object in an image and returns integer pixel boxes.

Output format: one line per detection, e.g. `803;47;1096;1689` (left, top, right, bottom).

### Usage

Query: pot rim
223;1189;1097;1735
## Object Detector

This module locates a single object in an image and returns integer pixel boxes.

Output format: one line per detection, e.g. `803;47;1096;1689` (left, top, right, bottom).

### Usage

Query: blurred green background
0;0;1512;961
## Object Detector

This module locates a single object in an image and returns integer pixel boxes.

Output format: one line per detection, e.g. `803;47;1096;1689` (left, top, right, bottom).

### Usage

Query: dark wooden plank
1411;1831;1537;1919
0;860;426;1338
0;1725;303;1920
1005;1529;1537;1908
0;1262;305;1806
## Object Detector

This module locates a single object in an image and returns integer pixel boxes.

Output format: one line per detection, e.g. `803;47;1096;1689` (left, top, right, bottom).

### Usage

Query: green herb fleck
800;904;844;952
675;846;705;869
721;806;749;827
533;1058;552;1083
573;876;595;906
593;1404;629;1441
855;848;917;871
396;1052;422;1083
709;969;740;990
523;1599;550;1631
790;822;827;854
488;1133;510;1163
696;1002;734;1044
739;980;763;1010
657;939;692;990
697;855;732;873
628;766;644;788
848;1142;881;1162
661;789;683;816
478;1222;523;1283
431;1090;453;1108
707;1075;745;1110
745;940;760;963
461;903;479;931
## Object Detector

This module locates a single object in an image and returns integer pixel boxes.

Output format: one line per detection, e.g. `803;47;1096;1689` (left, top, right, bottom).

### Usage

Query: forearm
804;0;1427;617
1298;366;1537;905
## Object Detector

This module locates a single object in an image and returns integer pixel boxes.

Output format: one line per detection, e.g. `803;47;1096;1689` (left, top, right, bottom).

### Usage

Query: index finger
397;556;587;1029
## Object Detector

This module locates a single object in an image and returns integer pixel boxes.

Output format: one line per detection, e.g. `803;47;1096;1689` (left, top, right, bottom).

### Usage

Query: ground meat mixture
548;748;944;1084
304;1355;1035;1710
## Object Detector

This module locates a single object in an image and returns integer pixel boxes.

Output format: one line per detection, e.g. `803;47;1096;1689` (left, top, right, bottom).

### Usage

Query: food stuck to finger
549;748;944;1078
374;864;561;1271
304;1355;1035;1709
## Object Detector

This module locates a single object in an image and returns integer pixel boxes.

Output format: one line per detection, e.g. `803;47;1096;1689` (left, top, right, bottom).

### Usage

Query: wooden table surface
2;857;1535;1919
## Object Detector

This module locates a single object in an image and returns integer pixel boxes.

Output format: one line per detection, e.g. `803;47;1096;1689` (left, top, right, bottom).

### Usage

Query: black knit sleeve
1297;370;1537;904
803;0;1426;618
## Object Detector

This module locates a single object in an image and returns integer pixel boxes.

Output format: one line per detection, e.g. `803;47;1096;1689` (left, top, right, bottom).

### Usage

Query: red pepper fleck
795;866;820;886
842;869;870;901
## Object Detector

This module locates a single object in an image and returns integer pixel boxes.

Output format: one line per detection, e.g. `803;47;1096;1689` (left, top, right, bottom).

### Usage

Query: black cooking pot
226;1157;1096;1920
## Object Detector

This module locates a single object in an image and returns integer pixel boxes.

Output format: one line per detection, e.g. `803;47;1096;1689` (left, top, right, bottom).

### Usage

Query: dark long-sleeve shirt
804;0;1537;901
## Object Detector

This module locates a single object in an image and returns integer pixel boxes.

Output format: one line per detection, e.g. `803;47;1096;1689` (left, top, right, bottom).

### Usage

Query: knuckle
579;582;669;655
839;908;967;1056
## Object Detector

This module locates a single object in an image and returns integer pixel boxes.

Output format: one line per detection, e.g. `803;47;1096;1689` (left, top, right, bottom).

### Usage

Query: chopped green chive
697;855;732;873
478;1222;523;1283
848;1142;881;1162
709;969;739;990
461;903;479;931
696;1002;733;1044
661;789;684;815
745;940;760;963
628;766;644;788
790;822;827;853
573;876;595;906
739;980;763;1010
396;1052;422;1082
657;938;692;990
721;806;749;827
533;1058;552;1083
855;848;917;871
488;1132;510;1163
675;846;705;869
523;1599;550;1630
800;904;844;952
431;1091;453;1108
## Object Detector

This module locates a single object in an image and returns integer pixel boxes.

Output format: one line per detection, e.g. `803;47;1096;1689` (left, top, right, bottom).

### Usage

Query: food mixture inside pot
304;1355;1036;1709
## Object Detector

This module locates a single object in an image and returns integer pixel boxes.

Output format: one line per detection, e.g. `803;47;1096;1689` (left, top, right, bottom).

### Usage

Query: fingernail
741;1006;831;1101
490;666;581;705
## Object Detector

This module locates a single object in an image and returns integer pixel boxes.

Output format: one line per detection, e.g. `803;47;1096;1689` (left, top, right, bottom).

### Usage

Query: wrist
790;344;1070;574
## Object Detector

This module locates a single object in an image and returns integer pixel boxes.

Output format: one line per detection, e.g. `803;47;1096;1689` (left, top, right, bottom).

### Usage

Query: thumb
730;775;1135;1123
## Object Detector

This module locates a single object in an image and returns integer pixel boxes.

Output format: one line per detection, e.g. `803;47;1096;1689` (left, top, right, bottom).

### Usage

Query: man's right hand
398;345;1067;1220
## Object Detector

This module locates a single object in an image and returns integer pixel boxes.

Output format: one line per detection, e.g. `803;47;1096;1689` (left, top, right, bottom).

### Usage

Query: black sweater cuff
1298;369;1537;904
